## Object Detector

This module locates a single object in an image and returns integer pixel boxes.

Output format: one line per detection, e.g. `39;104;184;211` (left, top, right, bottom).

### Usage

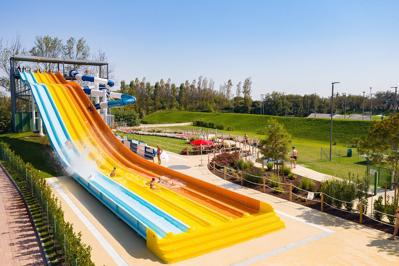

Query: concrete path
47;151;399;265
0;166;45;266
291;164;337;182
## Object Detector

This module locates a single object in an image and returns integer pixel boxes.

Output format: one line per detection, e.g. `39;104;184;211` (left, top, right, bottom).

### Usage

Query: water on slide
27;72;260;230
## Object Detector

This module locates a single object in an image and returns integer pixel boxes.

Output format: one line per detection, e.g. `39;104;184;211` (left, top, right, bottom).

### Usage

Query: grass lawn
142;111;370;179
0;132;62;178
143;110;372;144
117;132;191;154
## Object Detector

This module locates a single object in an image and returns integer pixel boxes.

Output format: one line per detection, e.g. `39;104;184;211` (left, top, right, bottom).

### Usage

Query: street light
362;91;366;119
369;87;373;118
260;94;265;115
330;82;340;161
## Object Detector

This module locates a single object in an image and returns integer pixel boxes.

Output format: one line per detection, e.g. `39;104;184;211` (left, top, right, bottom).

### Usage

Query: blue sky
1;0;399;98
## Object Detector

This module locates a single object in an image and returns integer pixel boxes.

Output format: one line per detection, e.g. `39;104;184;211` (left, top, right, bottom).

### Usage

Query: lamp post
362;91;365;119
330;82;340;161
369;87;373;119
391;86;398;112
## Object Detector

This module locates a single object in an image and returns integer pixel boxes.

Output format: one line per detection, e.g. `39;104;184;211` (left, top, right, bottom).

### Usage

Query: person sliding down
149;178;156;189
110;167;116;177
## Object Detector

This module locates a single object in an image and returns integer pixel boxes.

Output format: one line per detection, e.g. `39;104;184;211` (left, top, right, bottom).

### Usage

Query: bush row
0;142;94;266
373;196;398;224
193;120;233;131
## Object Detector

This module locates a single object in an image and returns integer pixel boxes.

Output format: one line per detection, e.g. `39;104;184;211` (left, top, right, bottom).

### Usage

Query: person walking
290;146;298;168
157;145;162;165
388;207;399;240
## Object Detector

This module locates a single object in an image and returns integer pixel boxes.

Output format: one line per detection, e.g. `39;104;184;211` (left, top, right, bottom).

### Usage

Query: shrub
320;178;358;210
266;162;274;171
321;179;343;208
373;196;384;221
385;199;398;225
237;159;253;171
0;142;94;265
244;171;262;185
287;173;296;180
193;120;224;130
180;147;190;155
341;180;356;211
212;152;239;168
299;177;315;192
282;166;291;176
111;106;140;126
268;174;284;193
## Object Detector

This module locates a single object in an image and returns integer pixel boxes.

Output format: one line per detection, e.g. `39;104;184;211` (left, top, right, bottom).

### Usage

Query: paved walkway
47;151;399;265
0;166;45;266
225;139;338;182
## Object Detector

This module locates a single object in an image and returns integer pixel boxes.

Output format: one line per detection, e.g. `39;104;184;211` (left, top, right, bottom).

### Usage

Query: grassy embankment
0;132;62;178
142;111;372;179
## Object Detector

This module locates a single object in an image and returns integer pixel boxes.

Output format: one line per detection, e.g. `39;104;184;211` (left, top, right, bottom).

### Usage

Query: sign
307;192;314;200
137;143;146;157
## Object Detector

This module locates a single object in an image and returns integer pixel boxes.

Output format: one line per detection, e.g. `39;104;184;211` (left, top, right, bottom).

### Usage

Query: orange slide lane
61;73;260;216
36;72;237;225
42;71;262;217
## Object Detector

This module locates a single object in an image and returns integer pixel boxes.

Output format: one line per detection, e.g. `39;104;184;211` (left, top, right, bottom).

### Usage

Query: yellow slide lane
35;72;231;228
51;73;262;218
33;71;285;263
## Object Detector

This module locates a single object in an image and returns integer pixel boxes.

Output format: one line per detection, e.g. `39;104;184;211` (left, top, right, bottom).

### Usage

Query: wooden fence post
223;166;227;179
262;177;266;193
240;171;244;186
320;193;324;212
289;183;293;201
359;202;363;224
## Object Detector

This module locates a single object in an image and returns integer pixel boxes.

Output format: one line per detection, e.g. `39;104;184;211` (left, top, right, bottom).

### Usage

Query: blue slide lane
20;71;188;238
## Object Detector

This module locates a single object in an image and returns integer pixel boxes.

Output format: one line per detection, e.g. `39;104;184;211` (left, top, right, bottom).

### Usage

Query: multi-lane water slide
19;70;284;263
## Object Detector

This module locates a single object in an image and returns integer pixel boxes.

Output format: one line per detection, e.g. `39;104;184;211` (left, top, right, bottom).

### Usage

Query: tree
0;37;25;90
0;94;11;132
226;79;233;99
236;81;242;97
242;77;252;113
359;114;399;195
63;37;90;61
30;35;63;70
170;83;178;109
259;119;292;164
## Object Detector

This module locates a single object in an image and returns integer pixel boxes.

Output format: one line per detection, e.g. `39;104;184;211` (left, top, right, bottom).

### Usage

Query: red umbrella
190;139;214;146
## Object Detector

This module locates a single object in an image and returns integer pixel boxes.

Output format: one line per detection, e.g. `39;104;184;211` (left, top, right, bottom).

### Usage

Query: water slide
20;70;284;263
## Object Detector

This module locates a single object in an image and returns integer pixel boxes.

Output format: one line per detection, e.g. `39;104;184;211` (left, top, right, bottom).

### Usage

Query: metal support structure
10;58;17;132
9;55;109;133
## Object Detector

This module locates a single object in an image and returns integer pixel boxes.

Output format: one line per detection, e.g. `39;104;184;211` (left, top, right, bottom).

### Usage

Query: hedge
0;142;94;266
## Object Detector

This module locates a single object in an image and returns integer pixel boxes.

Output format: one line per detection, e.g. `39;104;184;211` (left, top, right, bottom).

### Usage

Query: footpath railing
0;142;94;266
208;160;395;229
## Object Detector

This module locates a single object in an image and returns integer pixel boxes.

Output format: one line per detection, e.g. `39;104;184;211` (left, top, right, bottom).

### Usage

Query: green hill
143;111;371;144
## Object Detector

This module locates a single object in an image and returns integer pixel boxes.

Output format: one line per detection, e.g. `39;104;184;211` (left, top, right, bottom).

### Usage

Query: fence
0;142;94;266
366;164;393;192
208;159;396;229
